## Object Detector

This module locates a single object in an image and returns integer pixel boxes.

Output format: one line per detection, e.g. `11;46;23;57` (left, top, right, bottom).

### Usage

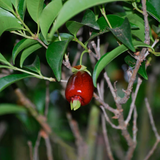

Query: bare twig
125;77;142;125
45;137;54;160
45;81;50;117
145;98;160;139
28;141;33;160
90;40;100;60
66;113;86;160
133;106;138;143
144;98;160;160
101;115;115;160
93;92;120;116
100;106;121;129
33;133;41;160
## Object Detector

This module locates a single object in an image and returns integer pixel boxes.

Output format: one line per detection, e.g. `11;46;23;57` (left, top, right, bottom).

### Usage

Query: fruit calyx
71;65;91;75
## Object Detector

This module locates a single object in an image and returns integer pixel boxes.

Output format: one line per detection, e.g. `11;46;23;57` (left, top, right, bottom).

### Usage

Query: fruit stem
80;50;88;65
70;100;81;111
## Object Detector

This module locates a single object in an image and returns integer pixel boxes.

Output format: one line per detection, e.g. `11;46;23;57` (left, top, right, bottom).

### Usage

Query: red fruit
65;69;94;110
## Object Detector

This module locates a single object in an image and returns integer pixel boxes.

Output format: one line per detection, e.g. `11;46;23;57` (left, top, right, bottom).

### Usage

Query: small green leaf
0;0;13;11
146;0;160;22
46;36;73;81
0;8;22;36
81;9;100;30
124;55;148;80
12;39;38;64
39;0;62;40
0;53;11;66
93;41;152;87
11;0;20;10
109;18;135;52
24;56;41;74
18;0;26;20
0;104;27;115
49;0;130;38
126;14;145;42
66;21;84;36
26;0;44;23
20;43;42;67
0;73;31;92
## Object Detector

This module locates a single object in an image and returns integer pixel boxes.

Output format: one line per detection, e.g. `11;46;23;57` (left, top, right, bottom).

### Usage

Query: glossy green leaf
18;0;26;20
0;0;13;11
0;53;11;66
49;0;130;38
26;0;44;23
93;41;152;87
39;0;62;40
12;39;38;64
146;0;160;22
97;15;138;31
124;55;148;80
0;8;22;36
11;0;20;10
20;43;42;67
0;104;27;115
24;56;41;74
0;73;31;92
46;36;73;81
66;21;84;36
109;18;135;52
126;14;145;42
81;9;100;30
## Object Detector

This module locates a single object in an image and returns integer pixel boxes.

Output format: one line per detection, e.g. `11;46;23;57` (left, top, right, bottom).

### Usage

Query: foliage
0;0;160;160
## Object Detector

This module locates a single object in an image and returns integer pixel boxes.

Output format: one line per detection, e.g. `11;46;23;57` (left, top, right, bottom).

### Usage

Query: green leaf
126;14;145;42
26;0;44;23
12;39;38;64
46;36;73;81
109;18;135;52
124;55;148;80
18;0;26;20
0;104;27;115
20;44;42;67
0;73;31;92
81;9;100;30
0;53;11;66
11;0;20;10
146;0;160;22
0;0;13;11
93;41;152;87
24;56;41;74
66;21;84;36
39;0;62;40
0;8;22;36
49;0;130;38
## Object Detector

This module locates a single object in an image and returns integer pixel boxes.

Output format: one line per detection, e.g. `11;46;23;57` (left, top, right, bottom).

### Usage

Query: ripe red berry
65;66;94;110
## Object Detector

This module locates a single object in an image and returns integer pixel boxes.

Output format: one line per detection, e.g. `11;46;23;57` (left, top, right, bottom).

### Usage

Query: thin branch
66;112;86;160
45;81;50;117
145;98;160;139
101;115;115;160
133;106;138;143
33;133;41;160
45;137;54;160
125;77;142;125
144;140;160;160
28;141;33;160
90;40;100;60
100;106;121;129
93;92;120;117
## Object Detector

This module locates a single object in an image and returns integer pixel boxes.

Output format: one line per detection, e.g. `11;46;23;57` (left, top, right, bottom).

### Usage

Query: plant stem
99;5;112;28
80;50;88;65
74;37;88;50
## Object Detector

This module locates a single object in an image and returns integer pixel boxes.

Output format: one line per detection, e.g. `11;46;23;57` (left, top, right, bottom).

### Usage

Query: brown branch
101;115;115;160
144;98;160;160
125;78;142;125
66;112;86;160
28;141;33;160
133;106;138;143
33;133;41;160
45;137;54;160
